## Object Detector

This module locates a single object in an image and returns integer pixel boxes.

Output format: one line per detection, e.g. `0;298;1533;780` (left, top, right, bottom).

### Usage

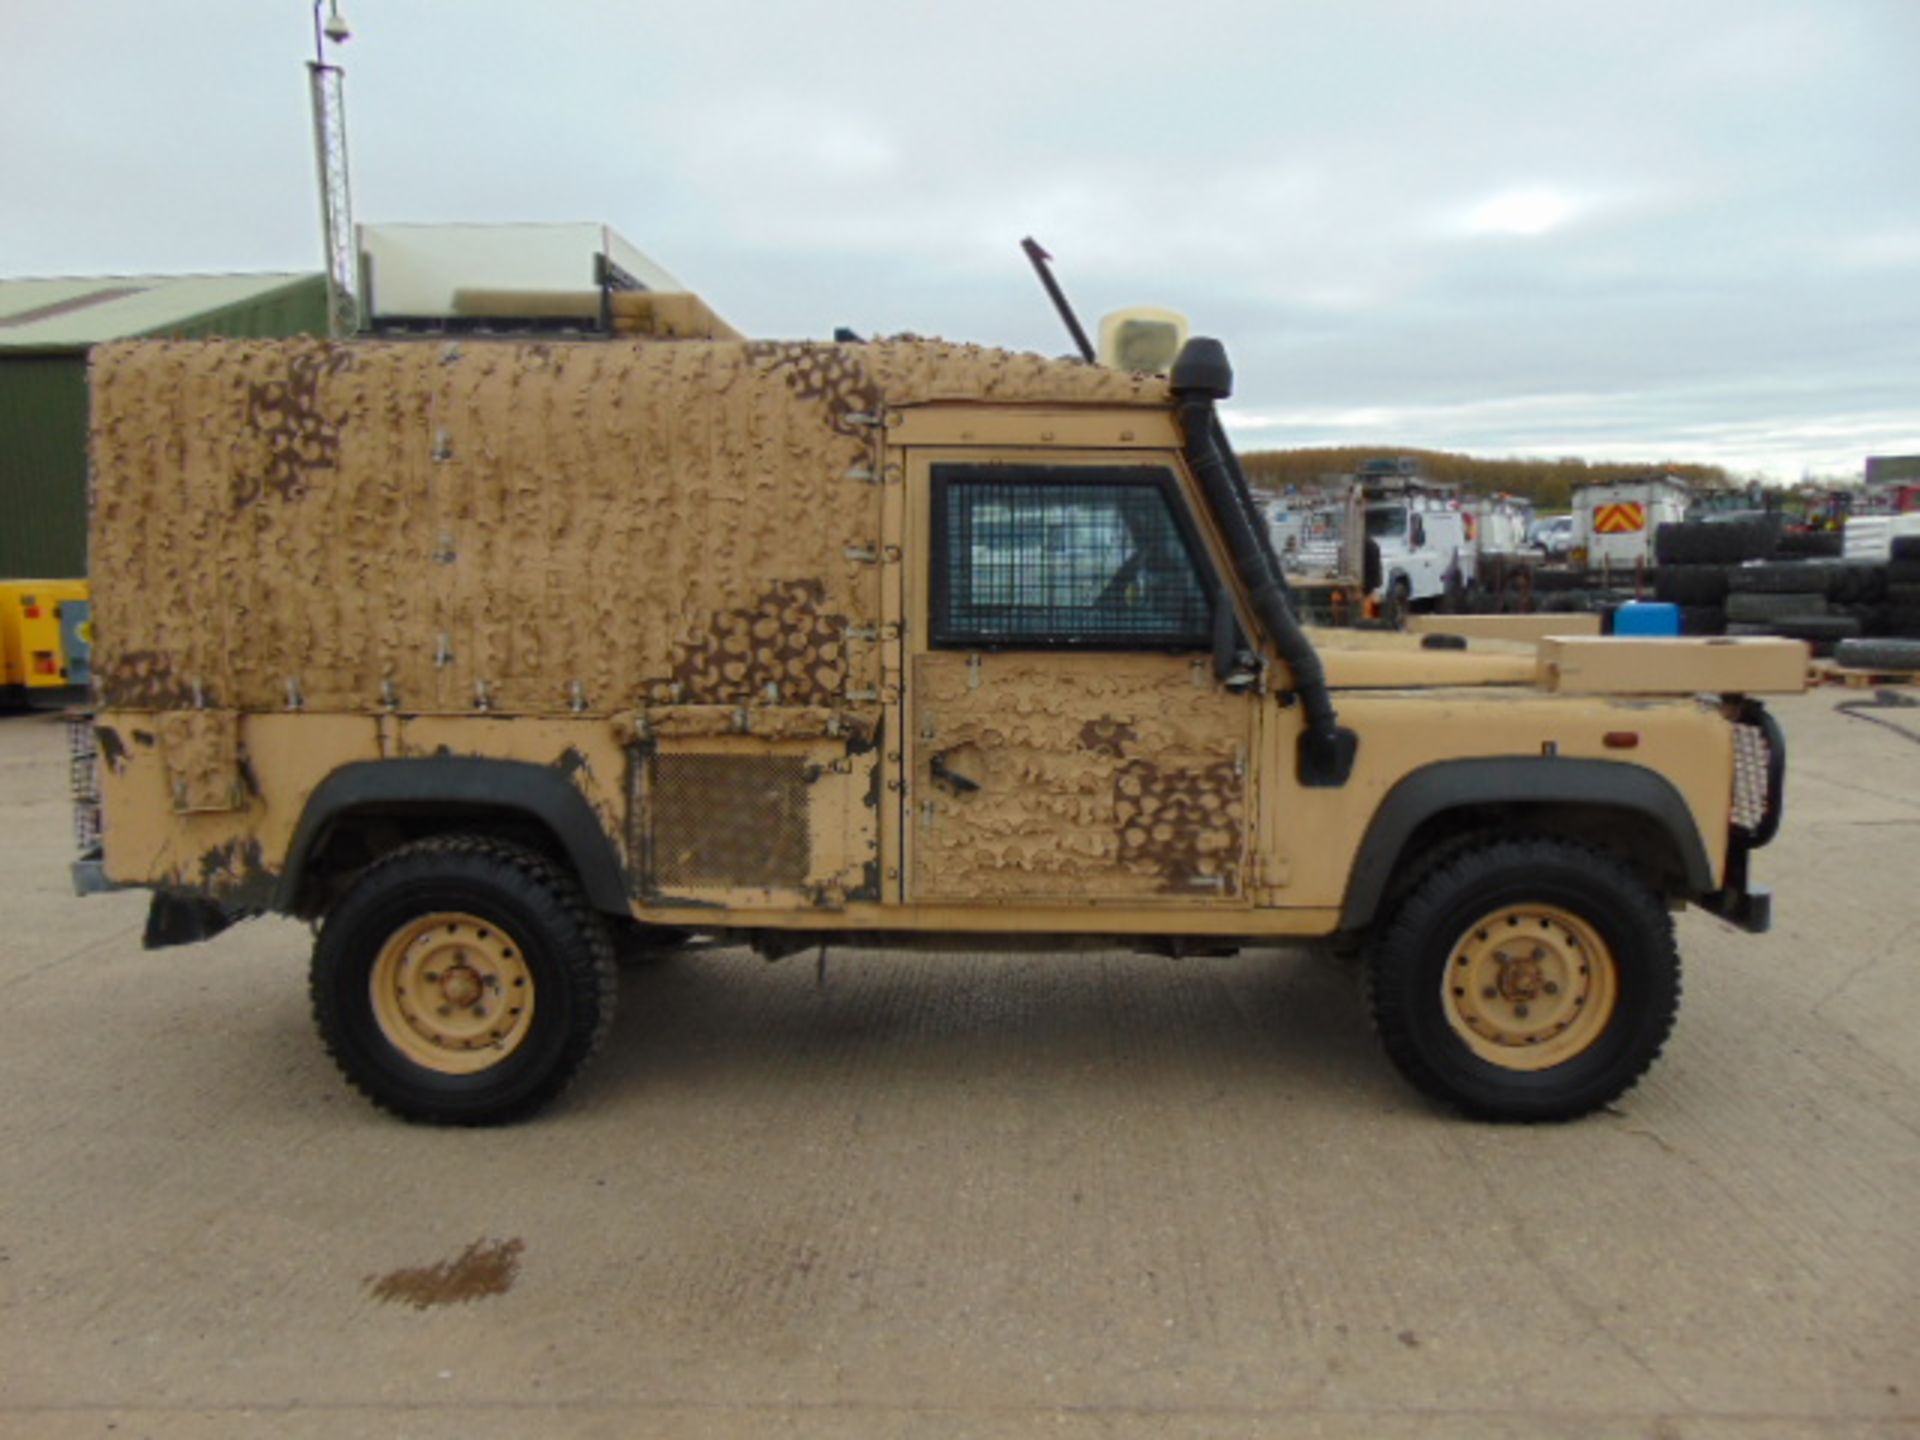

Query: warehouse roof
0;272;321;351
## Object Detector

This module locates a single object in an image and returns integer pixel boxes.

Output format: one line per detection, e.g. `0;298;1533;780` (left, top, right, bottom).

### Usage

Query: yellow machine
0;579;90;709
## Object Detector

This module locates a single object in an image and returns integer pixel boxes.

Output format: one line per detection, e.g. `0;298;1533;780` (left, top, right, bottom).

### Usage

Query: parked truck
1570;475;1691;570
1279;462;1508;619
73;332;1799;1126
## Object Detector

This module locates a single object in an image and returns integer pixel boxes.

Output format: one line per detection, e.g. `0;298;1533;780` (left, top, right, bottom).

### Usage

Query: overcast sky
6;0;1916;480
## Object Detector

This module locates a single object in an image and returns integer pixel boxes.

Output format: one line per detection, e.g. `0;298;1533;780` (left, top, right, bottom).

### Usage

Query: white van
1368;497;1474;611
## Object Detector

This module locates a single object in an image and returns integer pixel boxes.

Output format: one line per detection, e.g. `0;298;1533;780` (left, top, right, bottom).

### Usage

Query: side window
931;466;1214;649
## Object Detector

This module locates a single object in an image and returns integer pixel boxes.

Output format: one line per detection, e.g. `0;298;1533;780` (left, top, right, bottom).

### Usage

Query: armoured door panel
910;651;1251;904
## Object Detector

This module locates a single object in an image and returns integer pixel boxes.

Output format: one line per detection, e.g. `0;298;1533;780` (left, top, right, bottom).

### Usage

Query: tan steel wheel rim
1441;904;1618;1071
369;911;535;1075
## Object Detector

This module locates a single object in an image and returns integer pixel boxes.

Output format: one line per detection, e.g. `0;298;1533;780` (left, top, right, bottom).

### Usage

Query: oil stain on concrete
366;1237;525;1310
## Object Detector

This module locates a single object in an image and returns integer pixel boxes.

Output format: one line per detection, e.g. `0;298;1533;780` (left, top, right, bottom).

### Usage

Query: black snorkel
1172;338;1356;786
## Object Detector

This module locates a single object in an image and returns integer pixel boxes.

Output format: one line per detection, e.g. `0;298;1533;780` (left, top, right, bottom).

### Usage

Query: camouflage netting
88;337;1169;716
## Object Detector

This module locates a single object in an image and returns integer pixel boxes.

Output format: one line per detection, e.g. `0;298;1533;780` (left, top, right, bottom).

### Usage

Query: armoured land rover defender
72;331;1798;1124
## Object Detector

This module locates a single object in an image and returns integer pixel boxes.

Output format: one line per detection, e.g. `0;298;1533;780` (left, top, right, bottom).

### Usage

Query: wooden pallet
1812;661;1920;688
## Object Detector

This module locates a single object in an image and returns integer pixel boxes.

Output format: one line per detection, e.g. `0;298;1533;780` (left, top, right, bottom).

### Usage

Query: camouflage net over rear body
89;337;1169;717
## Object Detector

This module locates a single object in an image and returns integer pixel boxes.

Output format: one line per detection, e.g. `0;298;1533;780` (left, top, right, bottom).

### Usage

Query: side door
905;456;1257;907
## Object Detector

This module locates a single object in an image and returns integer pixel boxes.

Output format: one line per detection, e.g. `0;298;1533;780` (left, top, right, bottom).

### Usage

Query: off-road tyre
1777;530;1843;558
1365;838;1680;1122
1877;606;1920;639
1677;604;1725;636
1728;559;1844;594
1653;522;1720;565
1834;637;1920;672
311;835;617;1125
1773;614;1859;655
1653;565;1729;606
1773;613;1861;640
1827;564;1886;605
1733;515;1782;560
1655;518;1774;566
1384;575;1412;629
1531;568;1585;594
1541;590;1593;614
1726;590;1828;623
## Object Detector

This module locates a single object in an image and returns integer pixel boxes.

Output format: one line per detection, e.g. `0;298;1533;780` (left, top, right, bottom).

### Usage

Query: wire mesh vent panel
650;754;811;889
68;713;102;856
937;479;1211;646
1731;722;1771;834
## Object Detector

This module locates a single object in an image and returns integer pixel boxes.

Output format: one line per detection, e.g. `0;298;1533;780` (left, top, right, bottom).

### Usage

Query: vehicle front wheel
1365;838;1679;1121
310;836;617;1125
1384;576;1413;629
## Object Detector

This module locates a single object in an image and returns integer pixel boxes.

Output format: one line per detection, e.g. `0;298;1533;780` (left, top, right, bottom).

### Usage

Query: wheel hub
369;912;535;1075
1442;905;1618;1071
1496;951;1546;1002
438;962;484;1009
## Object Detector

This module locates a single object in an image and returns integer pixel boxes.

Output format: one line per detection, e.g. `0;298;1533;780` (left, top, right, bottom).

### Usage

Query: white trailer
1572;476;1691;568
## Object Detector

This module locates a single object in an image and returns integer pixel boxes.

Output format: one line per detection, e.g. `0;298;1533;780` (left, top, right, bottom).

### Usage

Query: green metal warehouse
0;273;327;578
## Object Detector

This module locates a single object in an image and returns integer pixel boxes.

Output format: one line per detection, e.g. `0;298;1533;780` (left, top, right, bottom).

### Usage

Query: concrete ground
0;690;1915;1438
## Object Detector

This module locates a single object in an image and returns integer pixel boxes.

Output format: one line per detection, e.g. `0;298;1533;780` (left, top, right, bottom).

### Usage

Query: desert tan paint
912;653;1251;904
1263;687;1735;907
89;335;1750;939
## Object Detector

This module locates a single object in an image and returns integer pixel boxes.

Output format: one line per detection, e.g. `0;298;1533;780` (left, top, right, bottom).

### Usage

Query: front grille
68;712;102;856
647;753;811;889
1731;721;1771;835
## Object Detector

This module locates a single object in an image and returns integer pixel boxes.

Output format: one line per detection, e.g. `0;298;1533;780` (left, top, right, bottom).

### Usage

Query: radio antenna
1020;237;1096;363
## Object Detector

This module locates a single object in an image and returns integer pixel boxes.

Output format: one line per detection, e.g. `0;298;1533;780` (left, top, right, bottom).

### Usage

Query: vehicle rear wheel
1365;838;1679;1121
311;836;616;1125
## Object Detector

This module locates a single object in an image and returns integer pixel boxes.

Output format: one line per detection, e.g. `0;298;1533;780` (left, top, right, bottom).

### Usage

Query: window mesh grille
938;480;1211;646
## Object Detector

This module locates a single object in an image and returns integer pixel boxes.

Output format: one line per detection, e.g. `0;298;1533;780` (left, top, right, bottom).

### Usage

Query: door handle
930;750;981;795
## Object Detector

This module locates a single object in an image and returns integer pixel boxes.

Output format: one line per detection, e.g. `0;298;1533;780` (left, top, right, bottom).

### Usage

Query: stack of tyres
1652;517;1779;566
1776;529;1845;558
1721;557;1896;655
1650;518;1778;637
1653;563;1732;635
1884;536;1920;638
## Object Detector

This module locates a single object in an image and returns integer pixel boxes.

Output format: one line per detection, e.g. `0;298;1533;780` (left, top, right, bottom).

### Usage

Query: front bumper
1698;881;1772;934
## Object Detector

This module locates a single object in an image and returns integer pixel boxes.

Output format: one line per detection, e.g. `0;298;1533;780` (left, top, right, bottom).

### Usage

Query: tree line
1236;447;1734;511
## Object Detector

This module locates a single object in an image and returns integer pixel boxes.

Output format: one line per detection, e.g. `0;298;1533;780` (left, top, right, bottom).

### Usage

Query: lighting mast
308;1;358;338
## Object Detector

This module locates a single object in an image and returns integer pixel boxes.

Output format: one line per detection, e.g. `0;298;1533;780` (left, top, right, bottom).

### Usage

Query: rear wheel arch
279;758;631;919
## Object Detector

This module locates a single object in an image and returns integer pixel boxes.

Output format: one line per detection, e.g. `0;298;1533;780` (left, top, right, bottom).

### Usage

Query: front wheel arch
1339;759;1715;930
